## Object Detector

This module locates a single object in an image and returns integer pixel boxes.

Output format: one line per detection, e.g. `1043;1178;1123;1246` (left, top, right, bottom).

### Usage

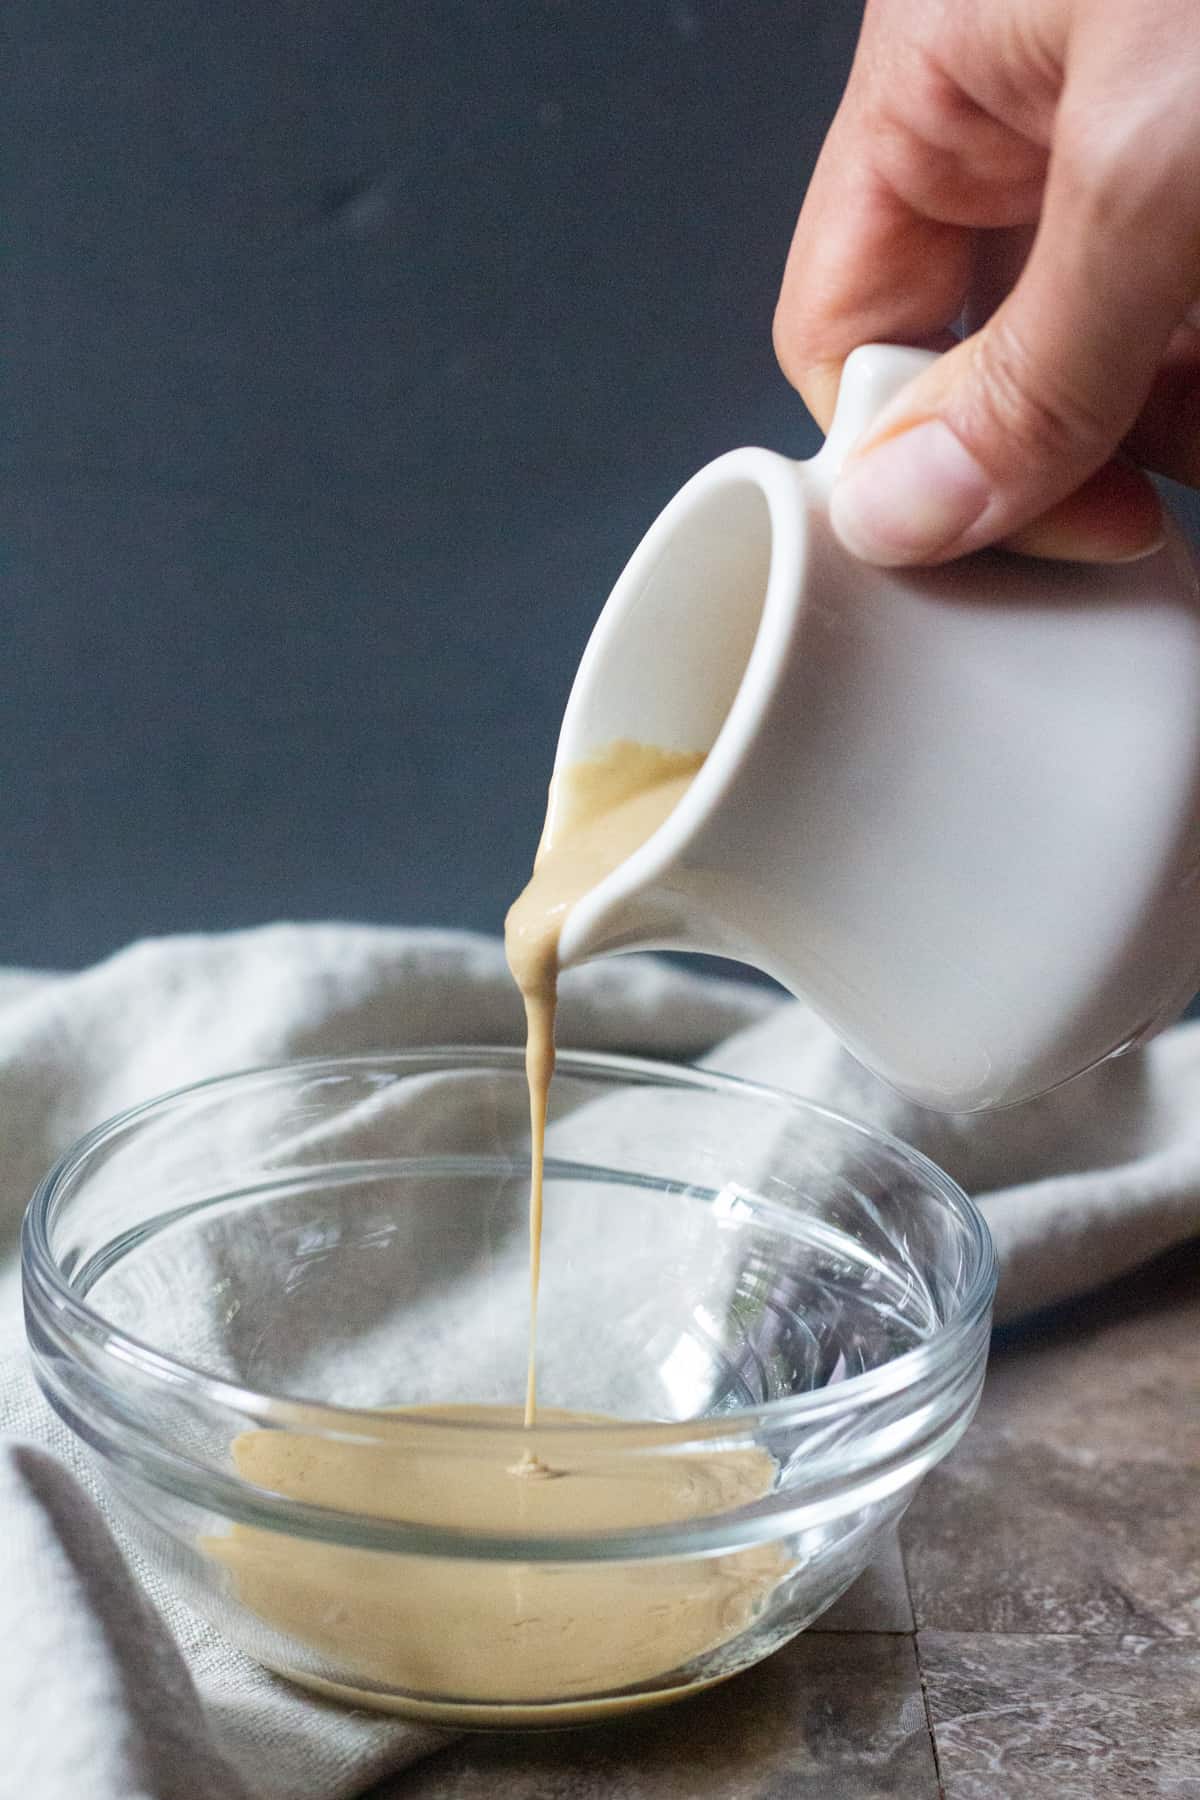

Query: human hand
774;0;1200;565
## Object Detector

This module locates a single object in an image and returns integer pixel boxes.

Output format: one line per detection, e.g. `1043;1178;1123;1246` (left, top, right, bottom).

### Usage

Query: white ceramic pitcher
546;344;1200;1111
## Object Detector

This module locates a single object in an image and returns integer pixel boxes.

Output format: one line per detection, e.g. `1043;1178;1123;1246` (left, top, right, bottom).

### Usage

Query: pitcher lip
555;445;809;970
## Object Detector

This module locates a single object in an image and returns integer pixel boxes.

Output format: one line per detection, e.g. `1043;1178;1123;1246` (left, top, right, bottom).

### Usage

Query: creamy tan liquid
211;1406;780;1719
504;740;706;1430
212;741;781;1721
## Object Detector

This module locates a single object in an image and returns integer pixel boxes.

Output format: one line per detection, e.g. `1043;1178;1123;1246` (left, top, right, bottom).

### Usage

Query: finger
775;12;1048;430
774;106;975;431
827;95;1200;565
1003;458;1164;562
963;227;1168;562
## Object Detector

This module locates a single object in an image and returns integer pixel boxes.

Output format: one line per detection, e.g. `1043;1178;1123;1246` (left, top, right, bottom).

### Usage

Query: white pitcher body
550;347;1200;1110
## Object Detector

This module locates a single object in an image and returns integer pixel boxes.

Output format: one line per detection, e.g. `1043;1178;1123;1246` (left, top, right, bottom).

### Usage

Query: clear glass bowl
23;1049;996;1728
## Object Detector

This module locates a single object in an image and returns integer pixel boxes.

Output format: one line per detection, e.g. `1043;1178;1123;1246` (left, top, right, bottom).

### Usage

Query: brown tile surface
373;1634;938;1799
921;1631;1200;1799
903;1440;1199;1635
977;1242;1200;1467
904;1243;1200;1638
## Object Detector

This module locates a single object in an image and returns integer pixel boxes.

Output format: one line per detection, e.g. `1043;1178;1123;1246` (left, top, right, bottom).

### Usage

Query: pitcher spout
545;443;810;973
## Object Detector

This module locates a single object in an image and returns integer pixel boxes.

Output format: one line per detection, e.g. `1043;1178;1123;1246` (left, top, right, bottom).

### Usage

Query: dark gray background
7;3;1199;971
5;0;862;968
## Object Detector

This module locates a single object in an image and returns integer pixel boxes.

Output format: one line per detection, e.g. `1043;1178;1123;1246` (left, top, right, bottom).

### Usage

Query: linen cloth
1;922;1197;1800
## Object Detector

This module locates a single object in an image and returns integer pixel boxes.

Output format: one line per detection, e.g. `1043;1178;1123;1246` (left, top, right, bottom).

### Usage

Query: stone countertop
372;1241;1199;1799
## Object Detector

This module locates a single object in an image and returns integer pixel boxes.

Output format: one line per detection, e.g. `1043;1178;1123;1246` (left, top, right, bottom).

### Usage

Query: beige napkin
1;923;1196;1799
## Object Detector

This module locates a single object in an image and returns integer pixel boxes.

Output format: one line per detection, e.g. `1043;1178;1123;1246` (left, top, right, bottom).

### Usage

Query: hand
774;0;1200;565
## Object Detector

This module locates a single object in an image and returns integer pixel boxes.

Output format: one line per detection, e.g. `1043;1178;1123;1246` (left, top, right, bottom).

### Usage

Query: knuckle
1056;100;1196;236
964;318;1113;468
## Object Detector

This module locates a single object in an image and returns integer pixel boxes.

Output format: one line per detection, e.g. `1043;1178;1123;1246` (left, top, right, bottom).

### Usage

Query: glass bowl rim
23;1044;998;1449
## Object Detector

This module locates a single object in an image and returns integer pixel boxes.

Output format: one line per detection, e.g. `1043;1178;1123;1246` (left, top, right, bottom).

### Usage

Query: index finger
773;101;971;428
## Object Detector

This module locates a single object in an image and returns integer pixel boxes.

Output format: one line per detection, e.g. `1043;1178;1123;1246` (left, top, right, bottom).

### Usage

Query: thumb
828;106;1200;566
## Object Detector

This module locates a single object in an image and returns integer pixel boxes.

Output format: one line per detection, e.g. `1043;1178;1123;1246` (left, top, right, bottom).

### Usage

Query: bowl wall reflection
23;1050;996;1727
